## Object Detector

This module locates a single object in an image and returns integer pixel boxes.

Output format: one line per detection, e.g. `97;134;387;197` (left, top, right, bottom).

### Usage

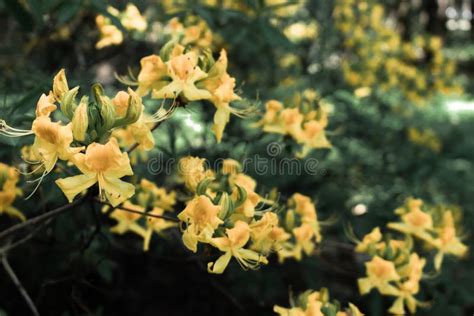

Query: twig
0;195;87;241
2;255;40;316
0;218;53;254
94;198;179;222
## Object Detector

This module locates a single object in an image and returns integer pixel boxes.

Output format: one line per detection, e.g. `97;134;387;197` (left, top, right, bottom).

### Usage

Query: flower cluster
407;127;442;153
163;17;214;51
176;157;323;273
0;70;164;207
334;0;461;104
274;288;364;316
126;40;249;142
96;3;147;49
105;179;177;251
0;163;24;221
255;91;331;157
354;197;468;314
388;198;468;271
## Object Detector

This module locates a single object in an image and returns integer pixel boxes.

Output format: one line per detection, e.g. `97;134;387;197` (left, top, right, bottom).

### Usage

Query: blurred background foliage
0;0;473;315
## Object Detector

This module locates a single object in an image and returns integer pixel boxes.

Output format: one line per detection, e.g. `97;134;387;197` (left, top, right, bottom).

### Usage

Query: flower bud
60;86;79;120
285;209;295;230
125;88;143;124
93;84;116;132
72;96;89;141
52;69;69;102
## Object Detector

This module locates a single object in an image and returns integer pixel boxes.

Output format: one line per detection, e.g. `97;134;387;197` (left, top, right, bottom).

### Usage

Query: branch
2;255;40;316
0;195;87;241
94;198;179;222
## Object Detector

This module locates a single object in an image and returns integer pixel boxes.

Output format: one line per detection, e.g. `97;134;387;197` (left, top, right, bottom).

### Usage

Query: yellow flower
179;156;213;192
31;116;83;172
279;108;304;139
109;201;147;240
388;199;434;243
36;93;57;117
389;253;427;314
0;163;25;221
250;212;290;254
356;227;382;253
52;69;69;102
256;100;284;131
136;55;168;96
358;256;400;296
152;49;212;101
200;50;241;142
431;211;468;270
208;221;268;274
290;193;321;242
178;195;223;252
95;13;123;49
56;138;135;207
221;159;241;175
138;179;176;211
71;97;89;142
230;173;260;217
122;4;147;32
143;207;177;251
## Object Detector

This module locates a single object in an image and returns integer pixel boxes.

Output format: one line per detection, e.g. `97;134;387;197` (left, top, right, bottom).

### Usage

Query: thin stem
2;256;40;316
0;195;87;241
95;198;179;222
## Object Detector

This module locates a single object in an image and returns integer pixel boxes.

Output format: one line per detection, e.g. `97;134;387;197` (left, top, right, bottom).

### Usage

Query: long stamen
16;164;44;176
0;119;33;137
24;169;48;200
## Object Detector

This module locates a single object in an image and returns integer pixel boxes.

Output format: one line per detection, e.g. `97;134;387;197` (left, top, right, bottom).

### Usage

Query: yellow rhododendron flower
431;211;468;270
31;116;83;173
358;256;400;296
250;212;290;254
36;93;57;117
143;207;177;251
290;193;321;242
153;49;212;101
388;198;435;243
109;202;147;241
122;4;147;32
56;138;134;207
221;159;241;175
178;195;223;252
136;55;168;97
356;227;382;253
200;50;241;142
0;163;25;221
208;221;268;274
179;156;213;192
95;14;123;49
388;253;427;315
230;173;260;218
138;179;176;211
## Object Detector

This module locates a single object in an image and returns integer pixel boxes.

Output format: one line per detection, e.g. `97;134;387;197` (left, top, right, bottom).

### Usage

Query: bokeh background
0;0;473;315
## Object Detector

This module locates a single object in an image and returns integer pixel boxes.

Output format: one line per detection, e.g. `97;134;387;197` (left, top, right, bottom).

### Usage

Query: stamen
24;169;48;200
0;119;33;137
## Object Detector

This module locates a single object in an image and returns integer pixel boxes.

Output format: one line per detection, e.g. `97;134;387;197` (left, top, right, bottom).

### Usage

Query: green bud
217;192;234;219
285;209;295;230
92;84;116;133
60;86;79;120
72;96;89;142
160;40;178;62
125;88;143;124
